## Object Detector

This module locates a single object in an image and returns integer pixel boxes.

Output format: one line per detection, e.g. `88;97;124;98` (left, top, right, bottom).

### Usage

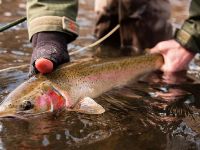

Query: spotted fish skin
46;54;163;104
0;54;163;116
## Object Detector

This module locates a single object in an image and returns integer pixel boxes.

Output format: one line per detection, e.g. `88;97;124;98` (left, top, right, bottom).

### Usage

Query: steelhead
0;54;163;117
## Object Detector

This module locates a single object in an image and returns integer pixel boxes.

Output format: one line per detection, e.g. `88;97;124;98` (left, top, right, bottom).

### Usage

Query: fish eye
20;100;34;111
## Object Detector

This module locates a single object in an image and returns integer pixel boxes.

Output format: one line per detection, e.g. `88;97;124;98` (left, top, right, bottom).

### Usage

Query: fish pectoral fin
70;97;105;114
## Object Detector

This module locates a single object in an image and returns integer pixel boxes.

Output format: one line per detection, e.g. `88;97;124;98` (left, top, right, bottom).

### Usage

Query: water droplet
42;135;49;147
4;12;12;17
56;134;61;140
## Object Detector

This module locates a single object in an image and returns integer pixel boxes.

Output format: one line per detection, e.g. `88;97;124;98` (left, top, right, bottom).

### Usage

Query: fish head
0;80;67;118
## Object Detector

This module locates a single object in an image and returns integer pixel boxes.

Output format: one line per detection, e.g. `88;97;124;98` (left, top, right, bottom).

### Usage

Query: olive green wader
94;0;173;54
27;0;79;41
95;0;200;54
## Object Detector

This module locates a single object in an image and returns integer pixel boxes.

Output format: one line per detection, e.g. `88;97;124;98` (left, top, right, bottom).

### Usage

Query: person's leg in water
94;0;173;55
27;0;79;76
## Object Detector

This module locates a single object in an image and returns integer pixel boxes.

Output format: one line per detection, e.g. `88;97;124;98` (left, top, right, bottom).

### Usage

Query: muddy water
1;0;200;150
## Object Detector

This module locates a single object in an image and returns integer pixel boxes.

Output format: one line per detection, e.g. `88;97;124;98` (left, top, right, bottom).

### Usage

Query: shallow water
1;0;200;150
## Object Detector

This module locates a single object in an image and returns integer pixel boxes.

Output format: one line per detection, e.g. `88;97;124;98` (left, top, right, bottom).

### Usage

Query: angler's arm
175;0;200;53
150;0;199;73
27;0;79;76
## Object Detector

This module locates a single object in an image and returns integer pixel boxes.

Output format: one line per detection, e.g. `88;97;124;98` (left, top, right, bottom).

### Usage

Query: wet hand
150;40;195;72
29;31;70;77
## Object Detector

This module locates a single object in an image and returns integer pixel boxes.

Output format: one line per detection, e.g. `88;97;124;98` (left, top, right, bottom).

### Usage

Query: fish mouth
0;106;63;119
0;113;26;120
0;110;28;120
0;111;54;120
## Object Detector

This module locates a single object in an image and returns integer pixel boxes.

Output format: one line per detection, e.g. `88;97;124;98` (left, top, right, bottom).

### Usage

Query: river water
1;0;200;150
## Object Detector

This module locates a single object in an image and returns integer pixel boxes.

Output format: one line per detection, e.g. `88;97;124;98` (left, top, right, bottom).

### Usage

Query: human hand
150;40;195;72
29;32;70;77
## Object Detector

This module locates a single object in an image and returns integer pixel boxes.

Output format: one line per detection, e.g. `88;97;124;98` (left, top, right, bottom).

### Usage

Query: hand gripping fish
0;54;163;117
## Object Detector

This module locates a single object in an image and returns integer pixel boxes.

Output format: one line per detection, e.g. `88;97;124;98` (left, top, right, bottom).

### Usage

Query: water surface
1;0;200;150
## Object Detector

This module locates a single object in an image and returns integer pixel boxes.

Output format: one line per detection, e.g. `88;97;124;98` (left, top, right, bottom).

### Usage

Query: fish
0;54;163;117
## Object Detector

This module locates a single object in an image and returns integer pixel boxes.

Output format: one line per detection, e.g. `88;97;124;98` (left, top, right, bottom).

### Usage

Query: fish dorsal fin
70;97;105;114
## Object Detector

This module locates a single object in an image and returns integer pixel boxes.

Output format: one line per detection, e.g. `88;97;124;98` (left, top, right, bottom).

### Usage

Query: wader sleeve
27;0;79;42
175;0;200;53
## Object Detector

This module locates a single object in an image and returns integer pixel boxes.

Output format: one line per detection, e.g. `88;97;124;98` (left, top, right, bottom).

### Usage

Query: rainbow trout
0;54;163;117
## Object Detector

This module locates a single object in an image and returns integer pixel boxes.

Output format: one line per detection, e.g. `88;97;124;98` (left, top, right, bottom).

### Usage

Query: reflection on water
1;0;200;149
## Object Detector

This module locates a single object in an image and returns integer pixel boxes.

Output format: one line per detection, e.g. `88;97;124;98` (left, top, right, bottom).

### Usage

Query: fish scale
0;54;163;117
